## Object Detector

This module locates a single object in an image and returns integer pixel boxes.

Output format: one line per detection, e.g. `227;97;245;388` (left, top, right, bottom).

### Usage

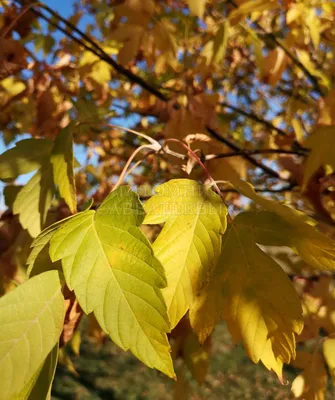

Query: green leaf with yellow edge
13;163;55;237
186;0;205;18
0;138;53;181
48;186;175;378
51;126;77;213
143;179;227;329
303;125;335;188
323;337;335;384
0;271;65;400
190;218;303;380
235;211;335;271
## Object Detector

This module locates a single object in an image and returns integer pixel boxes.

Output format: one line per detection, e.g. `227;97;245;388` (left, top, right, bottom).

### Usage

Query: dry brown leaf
60;287;83;347
263;47;288;86
0;38;27;80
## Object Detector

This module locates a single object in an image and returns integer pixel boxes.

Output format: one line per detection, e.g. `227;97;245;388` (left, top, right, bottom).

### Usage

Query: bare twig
206;127;287;180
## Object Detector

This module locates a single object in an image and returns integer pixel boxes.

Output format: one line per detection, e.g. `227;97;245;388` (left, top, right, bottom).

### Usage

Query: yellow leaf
306;8;321;48
303;125;335;188
236;211;335;271
212;21;229;64
296;49;330;89
286;4;303;24
263;48;288;86
0;77;25;97
292;118;304;142
51;126;77;214
190;221;303;380
187;0;206;19
291;351;327;400
218;162;316;227
323;337;335;384
229;0;279;22
144;179;227;328
111;24;145;65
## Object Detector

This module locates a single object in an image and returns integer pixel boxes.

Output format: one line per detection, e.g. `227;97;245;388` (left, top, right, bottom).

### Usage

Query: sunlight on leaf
190;220;303;380
0;139;53;181
144;179;227;328
0;271;65;400
51;126;77;213
48;186;175;378
13;163;55;237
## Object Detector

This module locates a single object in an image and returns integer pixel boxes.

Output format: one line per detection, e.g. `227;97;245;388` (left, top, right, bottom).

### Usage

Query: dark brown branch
220;101;289;137
225;0;324;96
14;0;169;102
219;183;298;193
206;127;287;180
205;148;306;160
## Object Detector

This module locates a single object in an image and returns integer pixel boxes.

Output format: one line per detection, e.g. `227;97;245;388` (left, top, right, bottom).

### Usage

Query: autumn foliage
1;0;335;398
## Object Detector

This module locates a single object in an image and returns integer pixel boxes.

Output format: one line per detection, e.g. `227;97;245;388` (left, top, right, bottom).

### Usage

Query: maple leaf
46;186;174;377
323;338;335;384
0;138;53;181
291;351;328;400
51;126;77;214
236;211;335;271
15;344;59;400
190;216;303;380
13;162;55;237
303;125;335;188
186;0;206;19
144;179;227;328
0;271;65;400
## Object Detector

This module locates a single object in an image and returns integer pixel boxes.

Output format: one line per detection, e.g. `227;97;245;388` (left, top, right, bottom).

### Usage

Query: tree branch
205;148;306;161
219;183;298;193
205;127;288;180
220;101;289;137
14;1;301;181
14;0;169;102
225;0;325;96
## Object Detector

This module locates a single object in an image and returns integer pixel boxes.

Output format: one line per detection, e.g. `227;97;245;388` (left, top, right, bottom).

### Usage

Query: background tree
0;0;335;399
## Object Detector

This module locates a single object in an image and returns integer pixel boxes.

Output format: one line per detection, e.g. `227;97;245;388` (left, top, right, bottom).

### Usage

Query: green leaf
186;0;205;18
27;213;80;276
51;127;77;213
0;139;53;181
0;271;65;400
236;211;335;271
13;163;55;237
13;344;59;400
190;219;303;380
48;186;175;378
303;125;335;188
144;179;227;329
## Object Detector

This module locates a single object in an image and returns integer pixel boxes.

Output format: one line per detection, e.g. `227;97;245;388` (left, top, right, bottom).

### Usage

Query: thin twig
220;101;289;137
206;126;287;180
205;148;306;160
14;0;168;101
14;0;305;180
